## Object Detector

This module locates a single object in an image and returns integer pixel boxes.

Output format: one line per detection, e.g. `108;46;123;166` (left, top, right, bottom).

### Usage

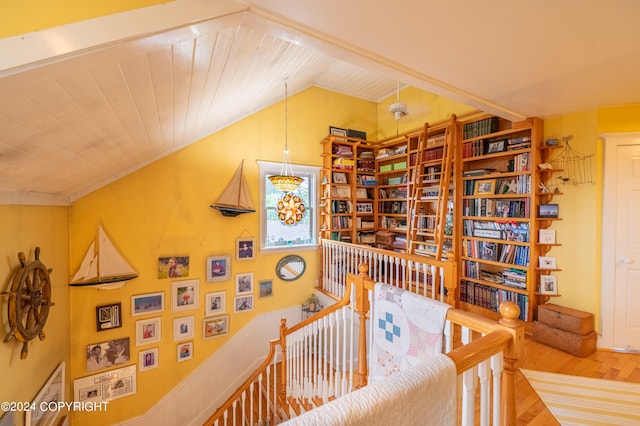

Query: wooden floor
514;335;640;425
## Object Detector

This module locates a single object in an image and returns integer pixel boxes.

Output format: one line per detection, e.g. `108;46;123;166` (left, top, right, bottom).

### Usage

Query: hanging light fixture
269;79;303;192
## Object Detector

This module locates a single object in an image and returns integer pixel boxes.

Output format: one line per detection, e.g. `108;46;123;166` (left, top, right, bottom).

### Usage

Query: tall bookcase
320;135;377;244
456;115;543;321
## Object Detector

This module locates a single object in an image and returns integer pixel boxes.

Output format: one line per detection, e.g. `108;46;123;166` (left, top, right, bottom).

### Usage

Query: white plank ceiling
2;0;640;205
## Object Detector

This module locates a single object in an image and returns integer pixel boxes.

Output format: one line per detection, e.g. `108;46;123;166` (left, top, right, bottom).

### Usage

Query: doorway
601;132;640;351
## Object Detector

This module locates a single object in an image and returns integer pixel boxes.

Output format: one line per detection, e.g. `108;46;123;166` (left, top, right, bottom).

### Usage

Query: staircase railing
319;238;456;304
204;261;523;426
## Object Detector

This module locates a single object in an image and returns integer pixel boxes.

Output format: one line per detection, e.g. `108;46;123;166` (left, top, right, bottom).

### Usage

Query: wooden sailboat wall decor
69;225;138;289
210;160;256;217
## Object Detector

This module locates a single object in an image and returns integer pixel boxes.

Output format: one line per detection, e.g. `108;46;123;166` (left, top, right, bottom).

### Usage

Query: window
259;161;320;251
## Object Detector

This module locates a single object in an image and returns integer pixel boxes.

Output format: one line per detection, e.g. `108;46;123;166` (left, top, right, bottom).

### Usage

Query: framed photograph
474;179;496;195
485;139;506;154
235;273;254;295
540;275;558;295
158;256;190;279
236;238;255;261
131;292;164;317
177;341;193;362
25;362;64;426
332;172;347;184
203;315;229;340
538;204;559;218
96;302;122;332
135;317;161;346
329;126;347;137
539;229;557;244
73;364;136;403
479;241;498;261
538;256;558;269
86;337;130;373
234;295;254;313
259;279;273;298
138;348;158;372
173;315;195;341
171;279;199;312
205;291;226;316
206;255;231;282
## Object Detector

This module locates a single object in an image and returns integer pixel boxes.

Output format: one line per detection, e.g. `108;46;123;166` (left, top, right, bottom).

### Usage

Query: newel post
497;301;524;426
279;318;289;409
354;263;371;389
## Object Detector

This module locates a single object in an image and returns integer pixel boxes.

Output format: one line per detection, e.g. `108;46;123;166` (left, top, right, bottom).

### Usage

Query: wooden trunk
537;303;594;336
532;321;597;357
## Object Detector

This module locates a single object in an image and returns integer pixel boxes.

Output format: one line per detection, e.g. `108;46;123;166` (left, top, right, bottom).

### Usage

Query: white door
602;133;640;350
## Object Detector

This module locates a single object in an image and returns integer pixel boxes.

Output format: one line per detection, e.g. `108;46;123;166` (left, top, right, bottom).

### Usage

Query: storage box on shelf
457;115;543;322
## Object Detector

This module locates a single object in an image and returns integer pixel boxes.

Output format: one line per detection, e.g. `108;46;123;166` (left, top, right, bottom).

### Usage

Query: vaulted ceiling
2;0;639;205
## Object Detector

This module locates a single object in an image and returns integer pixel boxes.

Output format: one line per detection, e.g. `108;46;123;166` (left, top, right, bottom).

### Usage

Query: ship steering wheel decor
2;247;54;359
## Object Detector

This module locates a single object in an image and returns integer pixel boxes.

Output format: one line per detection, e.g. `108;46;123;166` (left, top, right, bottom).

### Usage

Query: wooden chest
532;321;597;357
537;303;594;336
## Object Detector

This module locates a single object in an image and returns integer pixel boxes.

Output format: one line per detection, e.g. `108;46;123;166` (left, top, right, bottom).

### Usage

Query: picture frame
539;229;557;244
540;275;558;295
138;348;159;372
173;315;195;341
332;172;347;184
236;238;255;261
171;279;199;312
485;139;506;154
86;337;130;373
234;295;254;313
259;279;273;298
206;255;231;282
329;126;347;137
538;256;558;269
538;204;559;218
131;292;164;317
177;341;193;362
96;302;122;332
25;362;65;426
205;291;226;316
157;255;190;279
73;364;137;403
235;273;254;295
203;315;229;340
135;317;161;346
474;179;496;195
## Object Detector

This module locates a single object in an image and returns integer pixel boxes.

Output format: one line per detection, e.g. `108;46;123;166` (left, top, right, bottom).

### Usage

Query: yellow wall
0;0;171;38
67;87;378;424
0;206;70;425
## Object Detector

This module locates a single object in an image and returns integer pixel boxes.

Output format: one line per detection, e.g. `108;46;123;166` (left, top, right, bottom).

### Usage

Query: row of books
333;144;353;156
463;117;499;139
331;216;352;229
463;240;530;266
331;200;352;214
463;220;530;242
461;262;528;289
459;280;529;321
358;175;377;186
462;175;531;196
379;200;407;214
463;198;530;218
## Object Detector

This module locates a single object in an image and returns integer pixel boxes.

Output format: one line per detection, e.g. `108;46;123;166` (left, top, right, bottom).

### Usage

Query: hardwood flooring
514;335;640;425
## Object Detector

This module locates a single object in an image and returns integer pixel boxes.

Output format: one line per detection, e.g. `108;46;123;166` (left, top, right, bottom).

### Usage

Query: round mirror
275;255;306;281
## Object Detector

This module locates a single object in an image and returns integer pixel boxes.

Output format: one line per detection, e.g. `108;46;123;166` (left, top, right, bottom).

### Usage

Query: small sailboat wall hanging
69;225;138;289
210;160;256;217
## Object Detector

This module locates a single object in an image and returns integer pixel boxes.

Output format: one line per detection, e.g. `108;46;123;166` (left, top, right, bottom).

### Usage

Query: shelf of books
457;115;543;322
321;134;376;245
